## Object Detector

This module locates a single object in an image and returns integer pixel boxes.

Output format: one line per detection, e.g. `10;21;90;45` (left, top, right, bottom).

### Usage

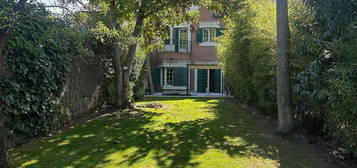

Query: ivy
0;3;71;144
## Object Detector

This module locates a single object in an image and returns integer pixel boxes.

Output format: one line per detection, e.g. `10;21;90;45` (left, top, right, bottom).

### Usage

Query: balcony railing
159;40;192;53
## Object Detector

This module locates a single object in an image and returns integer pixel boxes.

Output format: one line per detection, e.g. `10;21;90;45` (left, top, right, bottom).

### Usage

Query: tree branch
43;5;76;16
142;0;179;18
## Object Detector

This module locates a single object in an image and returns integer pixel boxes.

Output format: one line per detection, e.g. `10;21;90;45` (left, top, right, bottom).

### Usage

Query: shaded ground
11;98;340;168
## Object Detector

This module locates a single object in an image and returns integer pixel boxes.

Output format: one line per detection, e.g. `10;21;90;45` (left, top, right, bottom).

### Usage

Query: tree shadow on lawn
11;98;335;168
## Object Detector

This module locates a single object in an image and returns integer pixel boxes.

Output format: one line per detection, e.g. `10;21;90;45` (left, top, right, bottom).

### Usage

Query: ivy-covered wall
0;6;71;144
0;3;107;145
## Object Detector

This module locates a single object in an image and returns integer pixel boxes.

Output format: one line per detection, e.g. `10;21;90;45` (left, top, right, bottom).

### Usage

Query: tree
109;0;123;107
80;0;202;107
276;0;294;134
108;0;198;106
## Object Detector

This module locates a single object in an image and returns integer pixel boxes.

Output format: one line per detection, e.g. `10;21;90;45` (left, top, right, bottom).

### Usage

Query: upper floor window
202;28;216;43
212;10;223;18
179;29;188;51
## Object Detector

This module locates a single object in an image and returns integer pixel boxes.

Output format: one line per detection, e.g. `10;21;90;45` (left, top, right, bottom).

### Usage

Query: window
202;28;216;43
165;68;173;86
179;29;188;51
212;10;223;18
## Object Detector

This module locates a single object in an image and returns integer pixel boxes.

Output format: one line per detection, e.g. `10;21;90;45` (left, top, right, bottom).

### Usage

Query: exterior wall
149;7;224;92
60;55;105;124
191;8;221;62
150;7;223;67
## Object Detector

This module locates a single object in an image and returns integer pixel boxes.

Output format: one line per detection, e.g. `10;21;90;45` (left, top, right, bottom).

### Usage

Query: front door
197;69;207;93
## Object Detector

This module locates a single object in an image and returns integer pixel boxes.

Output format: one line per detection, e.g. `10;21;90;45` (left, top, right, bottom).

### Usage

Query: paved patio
145;91;234;98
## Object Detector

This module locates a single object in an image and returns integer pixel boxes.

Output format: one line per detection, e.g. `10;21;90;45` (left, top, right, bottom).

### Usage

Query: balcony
159;40;192;53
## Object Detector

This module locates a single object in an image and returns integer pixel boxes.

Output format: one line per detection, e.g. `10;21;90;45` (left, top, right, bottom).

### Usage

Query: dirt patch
135;103;164;109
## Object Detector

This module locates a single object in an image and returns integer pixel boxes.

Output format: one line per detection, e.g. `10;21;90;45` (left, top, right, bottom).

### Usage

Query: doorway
209;69;221;93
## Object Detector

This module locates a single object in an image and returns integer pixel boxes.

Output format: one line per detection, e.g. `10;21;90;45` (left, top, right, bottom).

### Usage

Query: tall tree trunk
146;55;154;94
113;43;123;107
109;1;123;107
122;17;144;106
276;0;294;134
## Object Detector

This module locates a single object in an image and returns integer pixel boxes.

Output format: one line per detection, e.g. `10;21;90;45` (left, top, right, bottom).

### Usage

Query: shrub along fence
218;0;356;155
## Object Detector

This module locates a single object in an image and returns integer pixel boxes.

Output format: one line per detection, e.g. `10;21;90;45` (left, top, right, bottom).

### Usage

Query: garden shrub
218;0;277;115
131;48;147;101
292;0;357;154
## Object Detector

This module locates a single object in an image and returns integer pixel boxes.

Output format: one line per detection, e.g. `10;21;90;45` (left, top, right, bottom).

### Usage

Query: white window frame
199;21;220;47
201;28;217;46
202;28;216;43
164;68;173;86
178;29;189;52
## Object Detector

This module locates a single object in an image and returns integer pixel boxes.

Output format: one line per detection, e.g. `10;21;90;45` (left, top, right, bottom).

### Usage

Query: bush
291;0;357;154
131;48;147;101
218;0;277;115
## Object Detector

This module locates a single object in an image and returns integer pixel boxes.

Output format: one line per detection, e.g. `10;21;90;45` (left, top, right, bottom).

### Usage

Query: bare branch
43;5;76;16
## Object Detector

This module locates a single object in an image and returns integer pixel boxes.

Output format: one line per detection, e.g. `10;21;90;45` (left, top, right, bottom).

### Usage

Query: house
148;7;224;94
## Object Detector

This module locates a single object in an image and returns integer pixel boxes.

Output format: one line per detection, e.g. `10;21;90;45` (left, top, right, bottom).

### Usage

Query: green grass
11;98;335;168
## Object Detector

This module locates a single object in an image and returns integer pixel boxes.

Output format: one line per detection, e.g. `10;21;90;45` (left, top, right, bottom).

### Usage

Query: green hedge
218;0;357;154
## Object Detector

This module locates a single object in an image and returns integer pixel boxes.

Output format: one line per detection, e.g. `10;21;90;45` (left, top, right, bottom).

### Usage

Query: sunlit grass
11;98;334;168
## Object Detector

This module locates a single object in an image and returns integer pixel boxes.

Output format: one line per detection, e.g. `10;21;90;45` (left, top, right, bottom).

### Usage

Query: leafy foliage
217;0;277;115
291;0;357;154
218;0;357;154
0;2;71;144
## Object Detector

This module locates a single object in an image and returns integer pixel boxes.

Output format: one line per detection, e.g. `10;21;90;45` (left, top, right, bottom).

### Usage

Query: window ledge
199;42;217;46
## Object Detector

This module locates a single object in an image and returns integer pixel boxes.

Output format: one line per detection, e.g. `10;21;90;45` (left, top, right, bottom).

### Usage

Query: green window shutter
196;28;202;43
161;69;165;86
212;13;223;18
175;28;179;52
164;39;170;45
173;67;187;86
216;28;224;37
152;67;161;87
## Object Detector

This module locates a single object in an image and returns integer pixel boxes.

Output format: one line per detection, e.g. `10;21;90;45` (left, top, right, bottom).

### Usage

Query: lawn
11;98;336;168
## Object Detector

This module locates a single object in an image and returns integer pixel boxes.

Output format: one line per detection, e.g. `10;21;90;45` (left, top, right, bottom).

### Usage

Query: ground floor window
165;68;173;86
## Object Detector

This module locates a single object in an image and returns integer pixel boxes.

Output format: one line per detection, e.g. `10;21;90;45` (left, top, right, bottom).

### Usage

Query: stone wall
59;55;105;125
